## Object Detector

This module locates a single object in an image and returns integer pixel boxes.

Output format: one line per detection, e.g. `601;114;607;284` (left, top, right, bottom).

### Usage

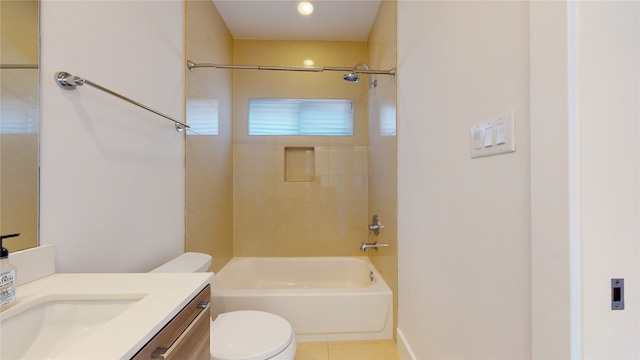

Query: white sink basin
0;297;140;359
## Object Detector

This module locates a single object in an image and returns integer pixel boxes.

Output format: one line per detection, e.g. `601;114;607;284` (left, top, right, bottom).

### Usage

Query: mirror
0;0;39;252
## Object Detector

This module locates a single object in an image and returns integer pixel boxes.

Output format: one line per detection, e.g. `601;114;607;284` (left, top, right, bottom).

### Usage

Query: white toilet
151;253;297;360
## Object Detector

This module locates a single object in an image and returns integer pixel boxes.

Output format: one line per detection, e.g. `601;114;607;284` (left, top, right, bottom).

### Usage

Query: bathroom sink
0;297;140;359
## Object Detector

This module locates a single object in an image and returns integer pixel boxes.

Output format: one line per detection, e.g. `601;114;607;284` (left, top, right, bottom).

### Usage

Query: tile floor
295;340;401;360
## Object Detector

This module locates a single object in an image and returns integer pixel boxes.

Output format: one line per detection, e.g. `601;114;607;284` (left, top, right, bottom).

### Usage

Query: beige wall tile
367;0;398;341
234;144;276;176
185;0;234;272
234;175;276;204
233;40;369;257
314;147;330;176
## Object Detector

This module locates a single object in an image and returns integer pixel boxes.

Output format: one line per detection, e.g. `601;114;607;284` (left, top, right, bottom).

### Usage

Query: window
186;99;218;135
249;99;353;136
379;103;396;136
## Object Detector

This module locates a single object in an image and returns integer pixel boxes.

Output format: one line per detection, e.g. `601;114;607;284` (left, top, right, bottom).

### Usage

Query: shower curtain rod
187;60;396;77
54;71;189;132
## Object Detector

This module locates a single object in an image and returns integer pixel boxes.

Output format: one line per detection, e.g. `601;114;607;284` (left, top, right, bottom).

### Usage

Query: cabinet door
133;285;210;360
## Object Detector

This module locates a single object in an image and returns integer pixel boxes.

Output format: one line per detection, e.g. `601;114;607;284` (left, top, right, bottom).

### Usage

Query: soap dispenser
0;233;19;310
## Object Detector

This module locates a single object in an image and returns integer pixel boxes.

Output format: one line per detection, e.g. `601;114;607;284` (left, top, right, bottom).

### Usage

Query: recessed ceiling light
298;1;314;16
303;59;315;67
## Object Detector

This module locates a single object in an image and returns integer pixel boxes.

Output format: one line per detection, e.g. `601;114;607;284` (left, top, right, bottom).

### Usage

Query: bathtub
211;257;393;341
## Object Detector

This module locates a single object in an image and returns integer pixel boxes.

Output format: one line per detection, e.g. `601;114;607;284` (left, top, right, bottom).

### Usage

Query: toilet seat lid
210;310;294;360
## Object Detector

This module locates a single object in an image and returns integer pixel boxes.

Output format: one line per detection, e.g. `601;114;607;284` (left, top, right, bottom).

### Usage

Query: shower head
343;63;375;87
343;72;359;82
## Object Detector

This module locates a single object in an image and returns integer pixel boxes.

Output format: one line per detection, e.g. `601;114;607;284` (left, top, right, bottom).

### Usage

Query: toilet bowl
150;253;297;360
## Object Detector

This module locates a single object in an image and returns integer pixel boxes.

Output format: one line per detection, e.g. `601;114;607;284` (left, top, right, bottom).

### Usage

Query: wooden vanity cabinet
132;285;210;360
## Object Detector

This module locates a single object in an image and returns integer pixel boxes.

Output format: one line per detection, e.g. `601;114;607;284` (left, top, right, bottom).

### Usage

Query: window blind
249;99;353;136
186;99;219;135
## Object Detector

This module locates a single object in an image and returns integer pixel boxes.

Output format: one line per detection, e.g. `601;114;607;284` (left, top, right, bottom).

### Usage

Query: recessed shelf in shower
284;147;315;182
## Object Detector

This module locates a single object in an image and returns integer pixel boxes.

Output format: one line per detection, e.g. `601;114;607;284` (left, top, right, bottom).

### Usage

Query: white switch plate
470;111;515;158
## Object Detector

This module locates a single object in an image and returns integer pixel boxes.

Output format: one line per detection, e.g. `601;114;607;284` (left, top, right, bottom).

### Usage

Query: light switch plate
470;111;515;158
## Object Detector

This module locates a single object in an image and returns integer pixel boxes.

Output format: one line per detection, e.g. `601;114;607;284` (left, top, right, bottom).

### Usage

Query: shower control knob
368;215;383;235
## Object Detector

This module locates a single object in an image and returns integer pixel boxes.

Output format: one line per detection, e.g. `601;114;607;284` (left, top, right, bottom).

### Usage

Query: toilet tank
150;252;212;273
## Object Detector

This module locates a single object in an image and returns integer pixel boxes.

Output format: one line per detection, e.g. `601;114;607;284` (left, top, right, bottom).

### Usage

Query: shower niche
284;147;315;182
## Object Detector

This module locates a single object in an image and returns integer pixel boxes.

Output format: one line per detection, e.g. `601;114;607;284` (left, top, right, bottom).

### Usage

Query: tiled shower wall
185;0;234;272
366;0;398;339
233;40;369;257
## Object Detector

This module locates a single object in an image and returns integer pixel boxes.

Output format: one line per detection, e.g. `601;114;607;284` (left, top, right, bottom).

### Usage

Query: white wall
531;2;640;358
578;3;639;356
530;2;574;357
39;0;185;272
398;1;640;359
397;1;531;358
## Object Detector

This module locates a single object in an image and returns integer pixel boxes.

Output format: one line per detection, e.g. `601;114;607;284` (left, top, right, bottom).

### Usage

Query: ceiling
212;0;382;41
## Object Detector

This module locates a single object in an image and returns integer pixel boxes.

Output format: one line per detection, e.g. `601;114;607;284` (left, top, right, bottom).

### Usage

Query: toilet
151;253;297;360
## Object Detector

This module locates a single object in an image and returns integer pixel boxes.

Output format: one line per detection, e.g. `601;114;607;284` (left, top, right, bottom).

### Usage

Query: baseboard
397;328;417;360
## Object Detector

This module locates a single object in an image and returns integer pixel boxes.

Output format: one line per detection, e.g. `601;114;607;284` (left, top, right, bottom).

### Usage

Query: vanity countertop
0;272;213;359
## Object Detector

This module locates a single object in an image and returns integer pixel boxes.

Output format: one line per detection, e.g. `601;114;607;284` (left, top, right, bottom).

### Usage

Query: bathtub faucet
360;241;390;252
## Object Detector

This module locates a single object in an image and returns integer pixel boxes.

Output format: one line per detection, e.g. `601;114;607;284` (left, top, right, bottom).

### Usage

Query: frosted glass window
379;103;396;136
187;99;218;135
249;99;353;136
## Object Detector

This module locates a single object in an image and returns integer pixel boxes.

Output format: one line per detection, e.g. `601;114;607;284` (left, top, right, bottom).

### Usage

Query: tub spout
360;241;390;252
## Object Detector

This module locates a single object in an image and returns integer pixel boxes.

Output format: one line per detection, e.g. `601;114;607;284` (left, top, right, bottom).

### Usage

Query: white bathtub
211;257;393;341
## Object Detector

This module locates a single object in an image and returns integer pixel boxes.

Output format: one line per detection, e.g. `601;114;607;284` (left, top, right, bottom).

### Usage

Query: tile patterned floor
295;340;401;360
